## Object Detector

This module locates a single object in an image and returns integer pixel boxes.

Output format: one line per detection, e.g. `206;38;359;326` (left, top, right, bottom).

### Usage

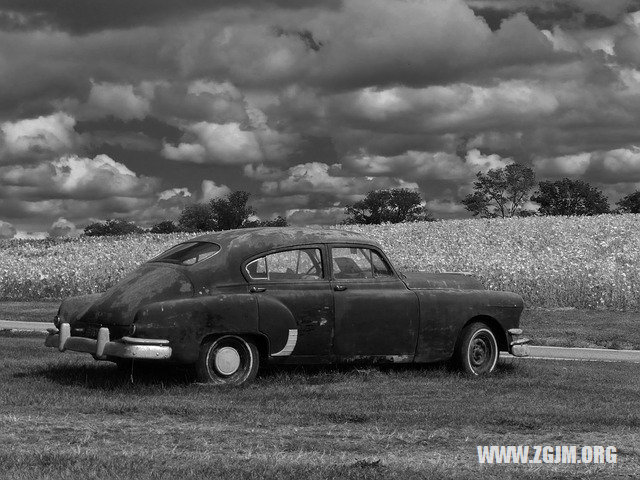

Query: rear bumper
508;328;531;357
45;323;172;361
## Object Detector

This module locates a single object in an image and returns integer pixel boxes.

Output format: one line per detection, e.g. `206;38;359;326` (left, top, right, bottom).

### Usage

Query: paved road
0;320;52;333
3;320;640;363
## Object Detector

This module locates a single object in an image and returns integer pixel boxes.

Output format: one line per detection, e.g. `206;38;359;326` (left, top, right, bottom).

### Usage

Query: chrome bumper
508;328;531;357
45;323;172;361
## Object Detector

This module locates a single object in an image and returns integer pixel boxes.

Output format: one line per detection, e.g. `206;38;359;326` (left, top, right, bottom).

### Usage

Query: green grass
0;335;638;479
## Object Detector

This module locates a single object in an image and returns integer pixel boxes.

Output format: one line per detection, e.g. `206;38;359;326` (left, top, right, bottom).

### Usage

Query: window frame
328;244;398;282
242;245;328;283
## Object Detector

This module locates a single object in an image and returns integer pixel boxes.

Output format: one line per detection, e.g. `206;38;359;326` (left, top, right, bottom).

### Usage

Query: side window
245;248;323;281
332;247;393;279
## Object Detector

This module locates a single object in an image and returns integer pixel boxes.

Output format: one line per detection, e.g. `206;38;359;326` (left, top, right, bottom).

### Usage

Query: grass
522;309;640;350
0;335;638;479
3;302;640;351
0;301;59;323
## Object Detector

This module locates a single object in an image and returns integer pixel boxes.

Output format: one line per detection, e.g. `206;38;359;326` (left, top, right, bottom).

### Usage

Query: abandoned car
45;227;530;385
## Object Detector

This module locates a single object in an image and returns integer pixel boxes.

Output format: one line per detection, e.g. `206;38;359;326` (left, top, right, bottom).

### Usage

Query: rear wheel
196;336;259;385
456;322;499;375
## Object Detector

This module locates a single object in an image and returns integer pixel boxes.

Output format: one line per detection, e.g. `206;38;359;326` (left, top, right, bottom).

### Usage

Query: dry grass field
0;334;638;479
3;214;640;310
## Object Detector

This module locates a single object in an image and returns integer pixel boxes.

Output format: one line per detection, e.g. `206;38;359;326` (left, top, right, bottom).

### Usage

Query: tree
84;219;144;236
177;191;256;232
178;203;217;232
531;178;610;216
343;188;433;225
244;215;289;228
209;191;256;230
616;191;640;213
150;220;181;234
462;163;536;218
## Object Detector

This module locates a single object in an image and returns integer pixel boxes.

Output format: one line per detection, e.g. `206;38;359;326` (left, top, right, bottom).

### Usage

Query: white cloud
0;154;160;199
162;120;299;165
158;188;192;201
0;112;79;163
201;180;231;202
80;81;151;121
286;207;346;226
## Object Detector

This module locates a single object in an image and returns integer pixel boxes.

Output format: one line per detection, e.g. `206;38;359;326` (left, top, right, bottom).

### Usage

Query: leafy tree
531;178;610;216
178;191;256;232
616;191;640;213
462;163;536;218
209;191;256;230
83;219;144;236
178;203;217;232
343;188;433;225
244;215;289;228
150;220;181;234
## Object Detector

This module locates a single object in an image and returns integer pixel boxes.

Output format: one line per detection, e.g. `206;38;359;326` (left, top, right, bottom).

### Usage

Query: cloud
162;121;298;165
78;82;151;121
261;162;418;202
0;112;80;163
0;220;16;239
0;154;160;200
48;217;79;237
200;180;231;201
343;149;513;182
534;147;640;183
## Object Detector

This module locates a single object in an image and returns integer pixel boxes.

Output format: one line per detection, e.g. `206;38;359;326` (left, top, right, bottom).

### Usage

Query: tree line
83;163;640;236
461;163;640;218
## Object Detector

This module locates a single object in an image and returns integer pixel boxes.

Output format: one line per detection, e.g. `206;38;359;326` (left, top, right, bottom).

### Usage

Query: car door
244;246;334;358
330;245;419;358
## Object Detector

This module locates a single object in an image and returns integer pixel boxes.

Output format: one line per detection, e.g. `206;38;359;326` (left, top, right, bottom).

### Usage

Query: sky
2;0;640;237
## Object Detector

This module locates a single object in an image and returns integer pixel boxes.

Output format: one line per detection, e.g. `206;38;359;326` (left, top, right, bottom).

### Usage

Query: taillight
53;315;61;329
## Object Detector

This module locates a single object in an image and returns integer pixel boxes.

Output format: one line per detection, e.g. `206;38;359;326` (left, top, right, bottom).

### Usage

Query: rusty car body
45;227;530;384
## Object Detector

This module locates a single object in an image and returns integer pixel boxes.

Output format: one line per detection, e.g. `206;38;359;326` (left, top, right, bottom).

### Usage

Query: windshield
150;242;221;266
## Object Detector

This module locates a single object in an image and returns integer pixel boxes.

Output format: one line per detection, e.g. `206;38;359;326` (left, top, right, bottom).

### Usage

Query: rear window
150;242;221;266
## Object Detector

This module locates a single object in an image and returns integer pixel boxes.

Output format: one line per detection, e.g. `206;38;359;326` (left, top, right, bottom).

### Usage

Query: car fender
134;294;263;363
253;295;299;357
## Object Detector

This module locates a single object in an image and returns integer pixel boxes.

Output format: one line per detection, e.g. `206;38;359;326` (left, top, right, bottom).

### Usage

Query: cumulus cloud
0;154;160;200
0;220;16;239
343;149;512;182
78;81;151;121
534;147;640;183
162;120;299;165
0;113;80;163
201;180;231;201
48;217;79;237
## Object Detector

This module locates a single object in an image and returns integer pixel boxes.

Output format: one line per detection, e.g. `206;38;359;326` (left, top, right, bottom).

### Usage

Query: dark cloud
0;0;343;34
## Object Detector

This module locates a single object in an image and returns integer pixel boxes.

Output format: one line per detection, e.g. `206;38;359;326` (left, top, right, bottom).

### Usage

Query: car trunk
69;263;194;338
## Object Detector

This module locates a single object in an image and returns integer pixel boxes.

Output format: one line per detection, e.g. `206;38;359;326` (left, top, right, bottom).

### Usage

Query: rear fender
134;294;260;363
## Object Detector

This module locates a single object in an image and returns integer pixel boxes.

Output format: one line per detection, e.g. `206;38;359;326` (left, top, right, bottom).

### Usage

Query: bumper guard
45;323;172;361
508;328;531;357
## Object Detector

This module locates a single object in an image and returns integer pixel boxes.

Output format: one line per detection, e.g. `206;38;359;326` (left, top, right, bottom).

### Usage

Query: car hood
61;263;194;326
401;271;484;290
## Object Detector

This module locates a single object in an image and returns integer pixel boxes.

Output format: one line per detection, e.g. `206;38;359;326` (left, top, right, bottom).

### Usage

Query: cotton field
2;214;640;310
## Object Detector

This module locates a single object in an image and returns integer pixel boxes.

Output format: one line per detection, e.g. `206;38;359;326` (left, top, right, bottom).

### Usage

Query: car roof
191;227;379;259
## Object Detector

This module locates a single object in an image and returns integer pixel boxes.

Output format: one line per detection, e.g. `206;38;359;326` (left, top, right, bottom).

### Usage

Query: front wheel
196;336;259;385
456;322;499;375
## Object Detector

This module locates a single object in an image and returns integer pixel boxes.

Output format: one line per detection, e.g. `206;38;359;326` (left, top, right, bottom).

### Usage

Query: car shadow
15;360;196;389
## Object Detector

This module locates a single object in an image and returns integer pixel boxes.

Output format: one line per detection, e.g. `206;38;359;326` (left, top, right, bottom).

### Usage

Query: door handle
250;286;266;293
333;284;347;291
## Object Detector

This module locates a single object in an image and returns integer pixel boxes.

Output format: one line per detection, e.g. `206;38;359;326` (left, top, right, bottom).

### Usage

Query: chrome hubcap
214;346;241;375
